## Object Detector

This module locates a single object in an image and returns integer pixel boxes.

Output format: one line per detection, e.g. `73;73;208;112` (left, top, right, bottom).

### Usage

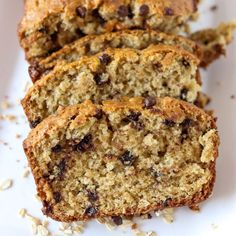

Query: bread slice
22;45;201;127
28;29;202;82
190;22;236;67
23;97;219;222
18;0;198;63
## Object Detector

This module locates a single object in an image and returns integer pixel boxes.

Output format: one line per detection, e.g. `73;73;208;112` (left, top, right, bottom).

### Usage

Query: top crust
18;0;198;62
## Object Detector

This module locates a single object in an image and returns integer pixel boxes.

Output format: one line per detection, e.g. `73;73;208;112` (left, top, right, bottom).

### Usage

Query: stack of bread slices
19;0;235;223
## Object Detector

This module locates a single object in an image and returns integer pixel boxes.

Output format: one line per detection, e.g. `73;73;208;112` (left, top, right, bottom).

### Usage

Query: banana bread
23;97;219;222
18;0;198;63
22;45;201;127
29;29;202;82
190;22;236;67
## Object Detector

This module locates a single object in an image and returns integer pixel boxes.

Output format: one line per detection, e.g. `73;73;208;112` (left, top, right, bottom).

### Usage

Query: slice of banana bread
29;29;202;82
190;22;236;67
22;45;201;127
23;97;219;222
18;0;198;63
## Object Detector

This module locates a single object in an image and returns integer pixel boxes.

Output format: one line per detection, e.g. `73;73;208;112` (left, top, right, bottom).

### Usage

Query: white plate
0;1;236;235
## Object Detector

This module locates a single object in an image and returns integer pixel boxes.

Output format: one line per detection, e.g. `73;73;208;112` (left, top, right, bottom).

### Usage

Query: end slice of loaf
190;21;236;67
22;45;201;127
23;97;219;222
29;30;202;82
18;0;198;62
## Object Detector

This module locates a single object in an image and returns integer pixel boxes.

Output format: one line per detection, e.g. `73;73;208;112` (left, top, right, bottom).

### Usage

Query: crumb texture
18;0;198;62
22;45;201;126
23;97;219;222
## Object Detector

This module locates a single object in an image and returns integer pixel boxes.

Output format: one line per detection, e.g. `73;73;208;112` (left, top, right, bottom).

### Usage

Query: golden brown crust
23;97;219;222
21;44;200;125
30;29;202;82
18;0;198;62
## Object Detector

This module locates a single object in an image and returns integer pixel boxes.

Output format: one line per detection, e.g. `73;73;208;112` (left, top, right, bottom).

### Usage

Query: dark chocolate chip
117;5;129;17
180;88;188;101
50;32;58;42
163;119;175;127
38;27;48;34
180;118;194;143
99;53;112;65
111;216;123;225
182;59;190;67
158;151;166;158
43;204;53;215
70;115;77;120
123;111;141;123
164;7;174;16
139;4;149;16
76;6;87;18
84;206;97;217
93;73;110;86
29;118;41;128
153;62;163;71
76;134;93;152
120;151;136;166
87;190;99;202
54;192;62;203
144;97;156;109
147;213;152;219
150;167;163;178
127;5;134;19
28;63;43;82
94;109;103;120
92;9;106;25
163;198;172;208
58;159;66;178
51;144;62;153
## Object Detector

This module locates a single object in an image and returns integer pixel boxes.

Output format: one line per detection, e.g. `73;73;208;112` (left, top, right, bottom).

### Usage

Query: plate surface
0;1;236;235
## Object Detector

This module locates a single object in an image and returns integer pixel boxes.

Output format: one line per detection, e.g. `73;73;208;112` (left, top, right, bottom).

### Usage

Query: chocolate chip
54;192;62;203
29;118;41;128
38;27;48;34
93;73;110;86
76;6;87;18
50;32;58;43
180;118;194;143
150;167;163;178
147;213;152;219
123;111;141;123
111;216;123;225
99;54;112;65
76;134;93;152
182;59;190;67
120;151;136;166
144;97;156;109
163;198;172;208
58;159;66;178
70;115;77;120
94;109;103;120
180;88;188;101
117;5;129;17
87;190;99;202
153;62;163;71
92;9;106;25
139;4;149;16
43;204;53;215
28;63;43;82
84;206;97;217
158;151;166;158
164;7;174;16
163;119;175;127
51;144;62;153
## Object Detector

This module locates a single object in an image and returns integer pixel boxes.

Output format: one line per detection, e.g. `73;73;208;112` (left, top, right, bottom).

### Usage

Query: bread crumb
0;178;13;191
0;114;17;122
37;225;50;236
24;81;32;93
158;208;174;224
22;168;30;178
19;208;27;218
0;100;12;110
189;204;200;212
146;232;157;236
210;5;218;11
16;134;22;139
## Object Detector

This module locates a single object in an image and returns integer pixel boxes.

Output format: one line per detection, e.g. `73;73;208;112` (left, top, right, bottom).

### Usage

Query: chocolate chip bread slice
23;97;219;222
22;45;201;127
18;0;198;63
190;21;236;67
29;29;202;82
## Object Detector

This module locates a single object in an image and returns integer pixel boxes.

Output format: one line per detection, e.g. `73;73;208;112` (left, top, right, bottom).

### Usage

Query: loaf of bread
18;0;198;63
190;22;236;67
22;45;201;127
23;97;219;222
29;29;202;82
